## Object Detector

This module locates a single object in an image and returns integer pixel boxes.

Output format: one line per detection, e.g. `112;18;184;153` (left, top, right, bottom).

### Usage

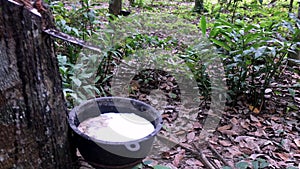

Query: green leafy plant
201;14;298;108
223;157;269;169
57;53;104;106
50;1;111;106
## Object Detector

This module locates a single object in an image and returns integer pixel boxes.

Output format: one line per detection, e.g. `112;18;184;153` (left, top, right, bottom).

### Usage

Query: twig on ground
157;134;215;169
192;142;217;169
208;142;235;169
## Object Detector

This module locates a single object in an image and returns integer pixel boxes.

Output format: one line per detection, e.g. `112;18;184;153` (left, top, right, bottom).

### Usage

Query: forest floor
64;1;300;168
143;65;300;169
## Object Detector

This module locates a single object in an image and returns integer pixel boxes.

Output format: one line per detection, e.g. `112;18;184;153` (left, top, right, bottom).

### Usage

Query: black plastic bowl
68;97;163;169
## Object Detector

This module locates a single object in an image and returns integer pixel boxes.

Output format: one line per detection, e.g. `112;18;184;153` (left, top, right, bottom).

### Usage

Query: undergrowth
50;0;299;168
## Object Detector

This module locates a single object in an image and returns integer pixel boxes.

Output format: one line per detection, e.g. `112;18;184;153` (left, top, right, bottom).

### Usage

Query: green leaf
218;31;235;46
143;160;152;165
258;158;269;168
210;39;231;51
235;161;249;169
244;24;259;32
292;83;300;87
244;33;261;44
209;28;219;38
218;19;234;27
131;163;142;169
287;166;299;169
288;88;296;98
200;16;207;37
252;160;259;169
153;165;171;169
72;28;79;37
254;46;267;59
71;77;82;87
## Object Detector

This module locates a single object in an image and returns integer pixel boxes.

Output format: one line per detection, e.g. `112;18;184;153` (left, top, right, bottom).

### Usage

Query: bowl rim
68;97;163;145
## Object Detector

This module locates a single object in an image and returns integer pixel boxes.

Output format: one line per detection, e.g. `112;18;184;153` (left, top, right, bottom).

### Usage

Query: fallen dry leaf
161;151;171;159
294;138;300;148
186;132;195;143
250;114;260;123
217;124;232;131
219;129;239;136
218;140;232;147
249;105;260;114
239;147;253;155
240;120;250;130
230;117;239;125
225;146;243;158
172;150;185;167
185;158;203;167
193;122;201;129
274;152;290;161
129;60;300;169
247;128;267;137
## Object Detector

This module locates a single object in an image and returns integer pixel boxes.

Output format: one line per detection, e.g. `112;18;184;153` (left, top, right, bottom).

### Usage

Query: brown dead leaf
282;139;292;152
217;124;232;131
274;152;290;161
161;151;171;159
225;146;243;158
239;147;253;155
219;129;239;136
218;140;232;147
270;116;281;122
175;130;186;135
209;139;218;145
240;120;250;130
172;150;185;167
234;136;248;142
294;138;300;148
230;117;239;125
250;115;262;127
186;132;195;143
193;122;201;129
250;114;260;123
130;80;140;91
249;105;260;114
247;128;266;137
180;143;193;150
185;159;203;167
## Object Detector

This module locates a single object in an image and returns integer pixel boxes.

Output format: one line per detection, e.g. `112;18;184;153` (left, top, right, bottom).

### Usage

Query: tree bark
0;0;76;168
194;0;205;13
109;0;122;15
289;0;294;12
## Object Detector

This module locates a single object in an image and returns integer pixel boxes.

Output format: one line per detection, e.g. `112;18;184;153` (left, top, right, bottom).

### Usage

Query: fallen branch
157;134;215;169
192;142;216;169
208;142;235;169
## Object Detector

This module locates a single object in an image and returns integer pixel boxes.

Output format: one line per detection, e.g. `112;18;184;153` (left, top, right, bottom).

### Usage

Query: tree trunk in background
288;0;300;66
109;0;122;15
298;0;300;19
194;0;204;13
289;0;294;12
0;0;76;168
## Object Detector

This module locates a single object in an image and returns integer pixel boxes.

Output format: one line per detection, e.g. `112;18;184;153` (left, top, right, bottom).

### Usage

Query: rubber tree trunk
0;0;76;168
109;0;122;15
